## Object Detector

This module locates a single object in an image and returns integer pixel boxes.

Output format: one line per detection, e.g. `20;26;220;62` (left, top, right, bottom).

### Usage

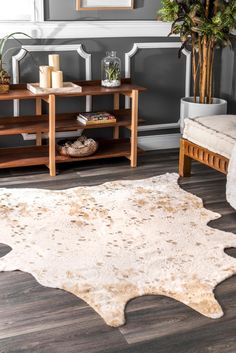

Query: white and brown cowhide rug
0;173;235;327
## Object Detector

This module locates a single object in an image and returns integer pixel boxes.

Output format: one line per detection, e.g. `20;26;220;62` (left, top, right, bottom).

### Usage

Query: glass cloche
101;51;121;88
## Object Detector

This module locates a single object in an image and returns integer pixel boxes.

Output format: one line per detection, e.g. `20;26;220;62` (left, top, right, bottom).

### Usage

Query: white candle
51;71;63;88
48;54;60;72
39;66;51;89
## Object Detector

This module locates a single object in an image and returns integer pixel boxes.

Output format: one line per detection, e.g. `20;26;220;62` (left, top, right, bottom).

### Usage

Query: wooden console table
0;79;145;177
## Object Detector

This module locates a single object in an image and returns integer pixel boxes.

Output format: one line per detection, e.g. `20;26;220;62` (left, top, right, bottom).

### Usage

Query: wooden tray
27;82;82;94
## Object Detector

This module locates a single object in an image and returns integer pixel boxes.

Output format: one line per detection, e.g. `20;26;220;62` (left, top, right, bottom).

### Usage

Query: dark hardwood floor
0;150;235;353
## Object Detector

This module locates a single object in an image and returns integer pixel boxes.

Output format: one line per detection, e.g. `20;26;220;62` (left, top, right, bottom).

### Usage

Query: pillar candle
48;54;60;72
39;66;51;89
51;71;63;89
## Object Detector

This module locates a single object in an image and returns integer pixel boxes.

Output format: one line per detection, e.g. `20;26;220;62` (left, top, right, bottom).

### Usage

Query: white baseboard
138;133;180;151
138;122;180;132
22;130;83;141
23;132;181;151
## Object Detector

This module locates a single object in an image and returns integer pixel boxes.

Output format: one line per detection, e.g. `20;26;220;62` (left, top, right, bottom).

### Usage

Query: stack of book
77;112;117;125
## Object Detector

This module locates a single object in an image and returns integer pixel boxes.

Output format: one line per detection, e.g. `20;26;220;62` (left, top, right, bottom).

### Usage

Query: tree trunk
214;0;219;15
198;36;203;103
205;0;210;17
192;34;197;103
200;36;208;104
208;45;215;104
206;40;212;103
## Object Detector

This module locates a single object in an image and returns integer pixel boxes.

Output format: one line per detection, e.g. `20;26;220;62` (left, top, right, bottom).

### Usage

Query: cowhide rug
0;173;235;327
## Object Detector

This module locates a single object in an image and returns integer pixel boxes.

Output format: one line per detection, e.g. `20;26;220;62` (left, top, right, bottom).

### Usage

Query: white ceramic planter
180;97;227;132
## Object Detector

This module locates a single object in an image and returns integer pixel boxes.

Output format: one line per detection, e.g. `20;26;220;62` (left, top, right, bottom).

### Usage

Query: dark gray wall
222;43;236;114
17;37;187;125
1;36;187;147
44;0;159;21
0;0;235;149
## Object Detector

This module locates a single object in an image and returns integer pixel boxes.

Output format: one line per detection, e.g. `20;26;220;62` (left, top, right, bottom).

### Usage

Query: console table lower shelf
0;139;142;169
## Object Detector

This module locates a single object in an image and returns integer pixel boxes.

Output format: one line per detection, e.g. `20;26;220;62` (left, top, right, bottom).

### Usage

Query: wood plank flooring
0;150;235;353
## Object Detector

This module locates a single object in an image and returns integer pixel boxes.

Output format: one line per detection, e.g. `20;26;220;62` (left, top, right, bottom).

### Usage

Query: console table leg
49;95;56;177
36;98;42;146
113;93;120;139
130;90;139;168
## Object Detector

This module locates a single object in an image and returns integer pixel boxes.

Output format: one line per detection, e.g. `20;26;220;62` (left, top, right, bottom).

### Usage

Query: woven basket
57;136;98;158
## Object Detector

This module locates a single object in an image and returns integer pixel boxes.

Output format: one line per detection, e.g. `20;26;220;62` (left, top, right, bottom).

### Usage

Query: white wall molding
12;49;28;116
34;0;45;22
0;20;234;40
125;42;191;131
0;20;172;39
138;133;180;151
12;44;92;116
12;44;92;141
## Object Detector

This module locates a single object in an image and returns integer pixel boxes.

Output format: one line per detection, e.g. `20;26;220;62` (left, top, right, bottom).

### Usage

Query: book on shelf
77;112;117;125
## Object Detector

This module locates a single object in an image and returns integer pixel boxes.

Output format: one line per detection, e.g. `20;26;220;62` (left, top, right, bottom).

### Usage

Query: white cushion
183;115;236;159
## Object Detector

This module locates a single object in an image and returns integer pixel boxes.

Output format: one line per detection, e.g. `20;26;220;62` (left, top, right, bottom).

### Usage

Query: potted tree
0;32;30;93
159;0;236;131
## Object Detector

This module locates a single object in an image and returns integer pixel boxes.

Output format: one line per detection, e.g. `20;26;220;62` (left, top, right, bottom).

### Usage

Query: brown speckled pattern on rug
0;173;235;327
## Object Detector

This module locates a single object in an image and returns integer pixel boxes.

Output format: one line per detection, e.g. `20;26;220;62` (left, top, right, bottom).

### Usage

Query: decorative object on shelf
0;174;236;327
39;65;52;89
0;32;31;94
39;54;62;89
158;0;236;131
101;51;121;88
57;136;98;158
27;82;82;94
77;111;116;125
0;71;10;94
48;54;60;72
76;0;134;11
51;71;63;89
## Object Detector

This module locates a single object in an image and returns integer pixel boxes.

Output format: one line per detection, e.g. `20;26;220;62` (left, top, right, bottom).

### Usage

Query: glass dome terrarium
101;51;121;88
